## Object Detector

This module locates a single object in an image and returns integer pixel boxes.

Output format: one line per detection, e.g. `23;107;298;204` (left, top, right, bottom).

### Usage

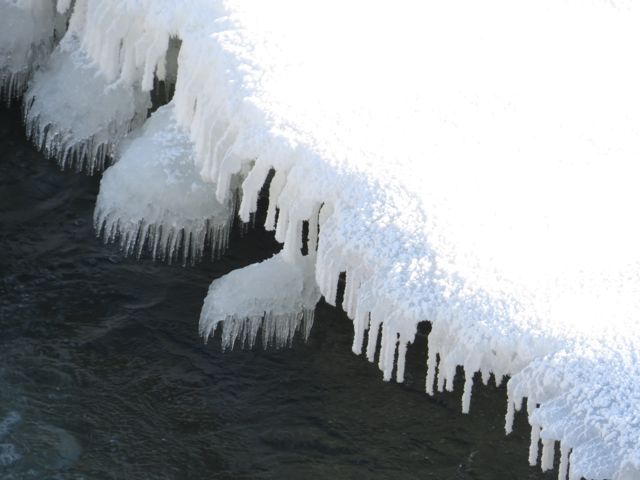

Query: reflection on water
0;105;554;479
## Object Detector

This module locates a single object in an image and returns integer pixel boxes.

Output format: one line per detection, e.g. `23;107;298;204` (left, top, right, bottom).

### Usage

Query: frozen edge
24;108;116;174
93;200;236;266
5;1;637;478
23;77;149;175
0;71;30;107
0;0;60;107
201;309;316;351
199;252;322;350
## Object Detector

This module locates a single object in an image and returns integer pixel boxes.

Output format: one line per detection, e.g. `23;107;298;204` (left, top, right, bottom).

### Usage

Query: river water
0;104;554;479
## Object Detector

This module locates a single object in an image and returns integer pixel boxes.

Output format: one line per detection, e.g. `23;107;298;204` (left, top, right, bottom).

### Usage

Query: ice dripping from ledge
0;0;62;105
94;103;236;265
200;252;321;350
24;34;150;173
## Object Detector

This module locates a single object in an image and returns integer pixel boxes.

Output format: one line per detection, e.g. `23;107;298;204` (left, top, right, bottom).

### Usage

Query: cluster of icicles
2;1;639;479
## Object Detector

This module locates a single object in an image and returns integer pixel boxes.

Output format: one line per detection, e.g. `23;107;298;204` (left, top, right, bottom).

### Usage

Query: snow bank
4;0;640;478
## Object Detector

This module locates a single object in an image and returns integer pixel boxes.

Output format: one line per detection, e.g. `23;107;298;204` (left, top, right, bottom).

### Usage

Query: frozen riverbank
2;1;640;478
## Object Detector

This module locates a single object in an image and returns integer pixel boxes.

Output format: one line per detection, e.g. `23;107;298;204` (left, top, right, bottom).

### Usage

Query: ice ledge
4;1;640;479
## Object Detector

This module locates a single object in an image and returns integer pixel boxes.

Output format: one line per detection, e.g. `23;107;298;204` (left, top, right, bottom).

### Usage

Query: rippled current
0;105;555;479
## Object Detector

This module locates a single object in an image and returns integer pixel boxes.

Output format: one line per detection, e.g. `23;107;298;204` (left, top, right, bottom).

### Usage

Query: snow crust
4;0;640;478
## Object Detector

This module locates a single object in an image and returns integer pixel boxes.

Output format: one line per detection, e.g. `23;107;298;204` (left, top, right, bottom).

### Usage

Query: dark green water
0;104;554;480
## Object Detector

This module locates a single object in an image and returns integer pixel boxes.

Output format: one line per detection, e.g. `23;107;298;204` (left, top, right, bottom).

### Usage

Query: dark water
0;104;554;480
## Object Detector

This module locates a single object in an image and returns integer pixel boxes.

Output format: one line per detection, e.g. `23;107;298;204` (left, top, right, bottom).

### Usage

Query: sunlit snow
2;0;640;478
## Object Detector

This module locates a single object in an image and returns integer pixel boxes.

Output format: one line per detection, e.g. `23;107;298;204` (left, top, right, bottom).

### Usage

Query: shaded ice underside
200;253;321;349
24;32;150;173
4;0;640;479
0;1;62;104
94;103;236;264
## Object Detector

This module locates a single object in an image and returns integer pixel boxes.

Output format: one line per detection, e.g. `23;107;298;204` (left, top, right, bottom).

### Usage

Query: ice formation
4;0;640;478
200;252;321;349
0;0;62;104
94;103;236;264
23;0;153;173
24;33;150;173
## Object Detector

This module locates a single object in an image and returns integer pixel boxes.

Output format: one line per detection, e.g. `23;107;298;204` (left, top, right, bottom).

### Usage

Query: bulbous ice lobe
0;0;59;104
94;103;236;265
24;35;150;173
200;252;321;350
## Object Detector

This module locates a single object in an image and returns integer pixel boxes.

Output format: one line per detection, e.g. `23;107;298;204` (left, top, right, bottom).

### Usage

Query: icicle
379;324;399;381
505;398;516;434
213;126;242;203
324;262;340;307
366;316;381;363
352;305;369;355
282;218;303;260
540;438;555;471
307;204;320;254
425;338;438;396
444;361;457;392
558;444;570;480
315;235;341;306
342;268;355;315
239;161;270;222
141;32;169;92
197;106;227;182
274;205;290;244
529;423;541;466
265;169;286;230
481;369;490;385
156;52;167;81
461;368;474;414
396;338;408;383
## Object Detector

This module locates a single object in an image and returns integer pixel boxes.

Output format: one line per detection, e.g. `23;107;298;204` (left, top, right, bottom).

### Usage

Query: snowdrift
3;1;640;478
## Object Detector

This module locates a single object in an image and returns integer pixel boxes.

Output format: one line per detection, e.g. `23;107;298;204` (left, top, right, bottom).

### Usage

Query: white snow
3;0;640;478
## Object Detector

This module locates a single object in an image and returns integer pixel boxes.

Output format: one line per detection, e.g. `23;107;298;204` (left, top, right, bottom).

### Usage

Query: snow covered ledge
4;1;640;479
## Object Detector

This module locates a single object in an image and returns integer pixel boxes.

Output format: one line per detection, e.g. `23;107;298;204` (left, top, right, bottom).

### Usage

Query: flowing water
0;104;554;480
